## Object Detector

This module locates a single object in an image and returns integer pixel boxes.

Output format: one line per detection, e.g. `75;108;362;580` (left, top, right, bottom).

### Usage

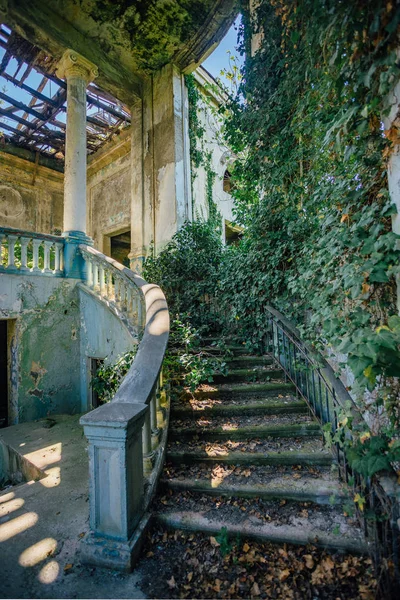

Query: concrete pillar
80;402;147;571
129;64;192;271
383;75;400;314
57;50;98;277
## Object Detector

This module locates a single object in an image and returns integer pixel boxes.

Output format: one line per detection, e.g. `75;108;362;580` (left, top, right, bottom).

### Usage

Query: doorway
110;231;131;267
0;321;8;428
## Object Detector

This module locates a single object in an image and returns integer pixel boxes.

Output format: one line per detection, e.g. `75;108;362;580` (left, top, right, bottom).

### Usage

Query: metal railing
263;305;399;587
0;226;64;276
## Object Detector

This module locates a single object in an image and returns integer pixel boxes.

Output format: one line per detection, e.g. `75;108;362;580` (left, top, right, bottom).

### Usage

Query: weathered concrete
0;415;146;599
0;152;63;234
87;129;131;255
78;285;134;413
1;275;81;423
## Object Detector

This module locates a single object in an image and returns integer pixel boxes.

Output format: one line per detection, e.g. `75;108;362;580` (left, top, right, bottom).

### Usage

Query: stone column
57;50;98;277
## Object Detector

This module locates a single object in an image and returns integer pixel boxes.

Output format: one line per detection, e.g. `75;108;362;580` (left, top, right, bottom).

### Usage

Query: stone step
166;448;333;467
200;344;255;356
171;399;308;418
224;355;274;368
212;367;283;384
161;463;341;505
169;420;321;441
185;381;295;400
154;510;367;555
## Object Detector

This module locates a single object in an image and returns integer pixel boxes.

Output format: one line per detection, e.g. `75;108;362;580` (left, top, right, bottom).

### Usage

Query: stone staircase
153;337;367;555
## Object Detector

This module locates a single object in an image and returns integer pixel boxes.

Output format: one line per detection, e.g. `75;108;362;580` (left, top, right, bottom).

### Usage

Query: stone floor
0;415;146;599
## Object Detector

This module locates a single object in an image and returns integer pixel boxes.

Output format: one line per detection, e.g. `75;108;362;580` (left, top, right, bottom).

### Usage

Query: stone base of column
63;230;93;279
80;512;151;572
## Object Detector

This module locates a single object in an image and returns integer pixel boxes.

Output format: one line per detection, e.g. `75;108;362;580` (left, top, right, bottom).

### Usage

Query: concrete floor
0;415;146;599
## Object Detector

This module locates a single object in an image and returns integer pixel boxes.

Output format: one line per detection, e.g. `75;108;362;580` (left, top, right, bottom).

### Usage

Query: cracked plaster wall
0;274;134;423
0;152;64;234
1;276;81;423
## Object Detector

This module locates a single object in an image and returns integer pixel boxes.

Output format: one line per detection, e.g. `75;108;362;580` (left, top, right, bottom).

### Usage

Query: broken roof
0;26;131;165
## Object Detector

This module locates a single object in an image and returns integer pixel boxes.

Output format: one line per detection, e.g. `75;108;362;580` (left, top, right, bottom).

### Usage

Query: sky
202;16;244;87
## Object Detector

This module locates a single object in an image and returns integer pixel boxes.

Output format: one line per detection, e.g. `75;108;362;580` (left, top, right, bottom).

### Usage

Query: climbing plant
185;74;221;229
209;0;400;494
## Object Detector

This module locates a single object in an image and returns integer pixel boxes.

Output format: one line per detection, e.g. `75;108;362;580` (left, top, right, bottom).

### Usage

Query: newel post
79;402;147;571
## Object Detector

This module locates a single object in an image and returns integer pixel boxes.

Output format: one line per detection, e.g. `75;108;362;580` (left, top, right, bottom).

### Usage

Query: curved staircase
154;337;367;555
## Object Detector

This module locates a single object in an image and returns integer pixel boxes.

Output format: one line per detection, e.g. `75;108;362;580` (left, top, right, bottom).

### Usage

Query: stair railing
264;305;399;583
78;245;170;572
0;226;64;275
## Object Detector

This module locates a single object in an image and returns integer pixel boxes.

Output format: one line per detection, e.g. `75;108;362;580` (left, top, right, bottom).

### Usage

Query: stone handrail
0;226;64;276
78;245;170;571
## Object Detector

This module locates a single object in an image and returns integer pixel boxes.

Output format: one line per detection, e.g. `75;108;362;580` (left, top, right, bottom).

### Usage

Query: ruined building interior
0;0;240;587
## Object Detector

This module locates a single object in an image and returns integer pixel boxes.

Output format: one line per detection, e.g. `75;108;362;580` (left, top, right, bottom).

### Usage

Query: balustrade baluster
142;409;154;475
119;280;126;310
43;241;53;272
105;269;112;298
99;264;106;296
55;243;63;273
20;237;29;271
114;276;120;303
93;262;99;290
7;235;18;270
86;255;93;287
150;389;159;449
32;239;41;271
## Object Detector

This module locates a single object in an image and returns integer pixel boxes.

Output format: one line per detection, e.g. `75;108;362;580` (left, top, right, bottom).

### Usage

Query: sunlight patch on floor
0;496;25;517
19;538;57;567
38;560;60;584
0;511;38;542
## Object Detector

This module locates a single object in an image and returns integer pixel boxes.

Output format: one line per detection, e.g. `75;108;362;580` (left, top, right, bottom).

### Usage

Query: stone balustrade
78;245;170;572
80;245;144;338
0;226;64;276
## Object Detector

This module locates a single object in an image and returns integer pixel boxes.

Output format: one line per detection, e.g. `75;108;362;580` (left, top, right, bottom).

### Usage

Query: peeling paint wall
78;287;134;412
0;275;81;423
0;152;64;234
1;274;136;423
86;129;132;254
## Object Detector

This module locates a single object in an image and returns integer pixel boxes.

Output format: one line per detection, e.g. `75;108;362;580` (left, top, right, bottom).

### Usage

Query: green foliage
143;220;223;331
218;0;400;425
164;317;227;392
91;349;137;403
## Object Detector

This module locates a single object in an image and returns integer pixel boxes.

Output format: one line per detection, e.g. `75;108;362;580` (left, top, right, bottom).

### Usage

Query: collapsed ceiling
0;25;131;164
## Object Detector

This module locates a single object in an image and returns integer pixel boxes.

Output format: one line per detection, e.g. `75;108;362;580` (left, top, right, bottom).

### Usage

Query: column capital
56;49;98;83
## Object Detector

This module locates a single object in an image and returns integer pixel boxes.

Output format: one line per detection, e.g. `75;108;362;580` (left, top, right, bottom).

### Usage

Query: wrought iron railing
263;305;399;588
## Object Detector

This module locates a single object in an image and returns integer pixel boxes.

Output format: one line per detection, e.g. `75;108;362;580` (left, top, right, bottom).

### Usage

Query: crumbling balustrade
0;227;64;276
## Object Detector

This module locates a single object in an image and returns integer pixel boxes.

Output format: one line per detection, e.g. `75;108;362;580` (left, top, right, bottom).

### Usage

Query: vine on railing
0;226;64;276
264;305;399;586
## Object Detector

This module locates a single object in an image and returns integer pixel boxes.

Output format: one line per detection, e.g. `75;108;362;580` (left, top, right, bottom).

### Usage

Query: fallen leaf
243;543;250;553
210;536;220;547
64;563;73;572
279;568;290;581
304;554;314;569
78;532;85;539
251;581;261;596
187;572;193;582
167;576;176;589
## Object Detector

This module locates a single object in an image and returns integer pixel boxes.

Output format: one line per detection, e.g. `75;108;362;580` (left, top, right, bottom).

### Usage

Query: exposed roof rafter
0;26;131;165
